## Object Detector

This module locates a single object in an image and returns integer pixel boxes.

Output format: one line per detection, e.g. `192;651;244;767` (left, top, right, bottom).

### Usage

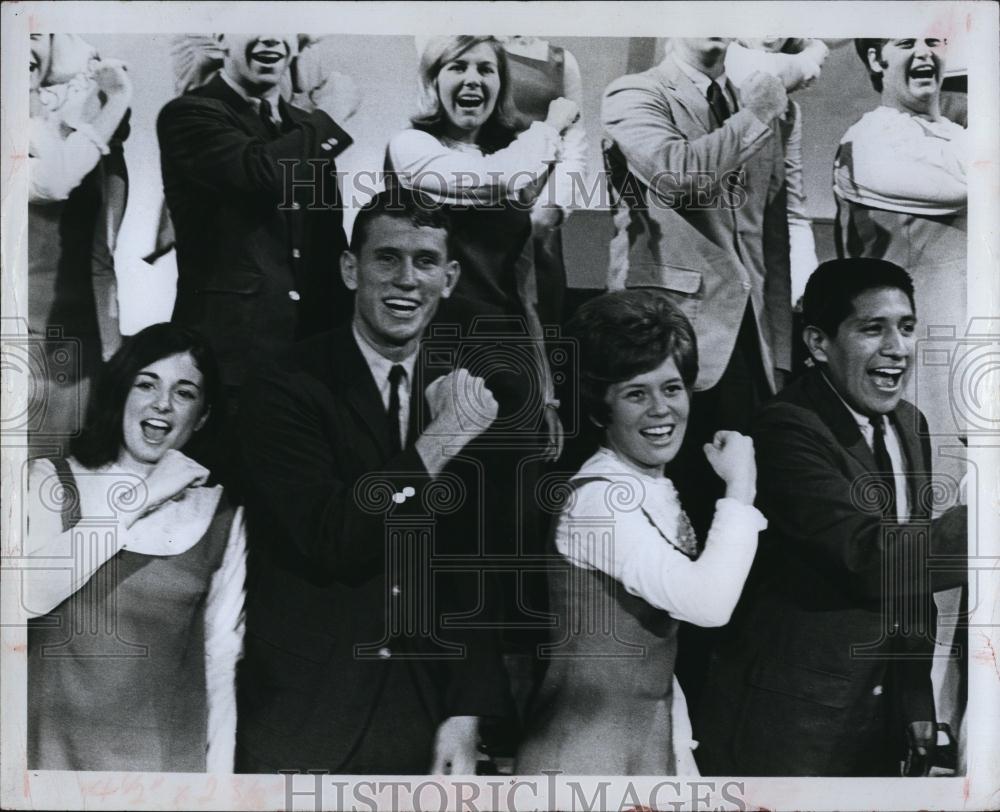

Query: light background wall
84;34;882;333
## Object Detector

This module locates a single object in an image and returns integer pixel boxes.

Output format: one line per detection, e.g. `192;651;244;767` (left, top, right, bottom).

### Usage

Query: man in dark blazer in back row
235;190;512;774
158;33;354;392
698;258;967;776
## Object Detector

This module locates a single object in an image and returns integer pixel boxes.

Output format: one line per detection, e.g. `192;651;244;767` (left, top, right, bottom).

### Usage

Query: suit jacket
235;326;511;772
158;75;354;387
601;57;791;392
697;367;966;776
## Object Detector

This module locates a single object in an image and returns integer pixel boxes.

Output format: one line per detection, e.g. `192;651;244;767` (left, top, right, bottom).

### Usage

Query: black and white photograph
1;2;998;810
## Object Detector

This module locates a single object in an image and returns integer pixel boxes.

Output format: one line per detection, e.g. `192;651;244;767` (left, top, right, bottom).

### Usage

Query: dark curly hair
802;258;915;338
70;323;222;468
566;289;698;427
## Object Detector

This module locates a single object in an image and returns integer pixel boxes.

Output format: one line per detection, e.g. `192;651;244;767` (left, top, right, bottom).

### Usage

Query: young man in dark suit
234;190;512;774
158;34;354;392
697;258;967;776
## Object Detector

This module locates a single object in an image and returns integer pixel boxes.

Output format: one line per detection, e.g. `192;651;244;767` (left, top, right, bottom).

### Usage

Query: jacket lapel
654;57;714;135
803;368;879;474
198;74;272;138
331;327;393;459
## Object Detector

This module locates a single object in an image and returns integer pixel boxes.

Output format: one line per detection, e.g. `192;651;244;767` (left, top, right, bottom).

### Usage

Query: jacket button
741;281;751;291
288;290;301;302
872;684;883;696
291;248;301;259
290;201;301;211
378;647;392;659
391;585;402;597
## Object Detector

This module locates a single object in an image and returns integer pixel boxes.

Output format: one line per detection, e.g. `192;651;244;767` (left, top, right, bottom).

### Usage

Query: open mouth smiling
639;424;676;442
908;63;937;82
455;92;485;109
140;418;173;444
869;367;906;392
383;297;421;317
251;50;284;65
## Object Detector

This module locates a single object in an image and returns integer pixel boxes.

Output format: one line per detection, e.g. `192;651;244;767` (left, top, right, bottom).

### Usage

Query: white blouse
556;447;765;628
387;123;561;206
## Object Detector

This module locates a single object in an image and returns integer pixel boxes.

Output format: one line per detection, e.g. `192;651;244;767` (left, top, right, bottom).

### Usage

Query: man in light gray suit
601;37;793;717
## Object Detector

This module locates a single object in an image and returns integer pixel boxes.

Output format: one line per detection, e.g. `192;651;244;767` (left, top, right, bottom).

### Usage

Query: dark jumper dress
28;458;233;772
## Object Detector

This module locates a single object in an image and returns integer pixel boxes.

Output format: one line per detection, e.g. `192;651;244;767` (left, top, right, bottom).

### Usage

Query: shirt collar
820;370;887;434
219;70;282;115
672;53;729;96
352;324;418;387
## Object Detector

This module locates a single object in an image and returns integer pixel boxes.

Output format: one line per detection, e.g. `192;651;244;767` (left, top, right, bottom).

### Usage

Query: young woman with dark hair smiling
24;322;245;773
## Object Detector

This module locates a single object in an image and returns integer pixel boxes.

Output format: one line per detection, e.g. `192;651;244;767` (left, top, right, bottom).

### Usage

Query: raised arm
834;112;967;215
559;479;763;627
157;95;348;203
725;40;827;92
30;62;132;203
238;367;430;584
22;459;120;618
601;74;776;202
387;125;560;205
543;49;588;214
23;455;216;617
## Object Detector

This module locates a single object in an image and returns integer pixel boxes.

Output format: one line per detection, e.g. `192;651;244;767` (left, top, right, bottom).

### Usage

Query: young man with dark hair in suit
697;258;967;776
158;33;354;394
234;189;512;774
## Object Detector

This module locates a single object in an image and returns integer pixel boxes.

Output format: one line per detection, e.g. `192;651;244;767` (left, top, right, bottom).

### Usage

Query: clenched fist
704;430;756;505
92;58;132;99
425;368;498;436
416;369;498;476
741;71;787;124
544;97;580;135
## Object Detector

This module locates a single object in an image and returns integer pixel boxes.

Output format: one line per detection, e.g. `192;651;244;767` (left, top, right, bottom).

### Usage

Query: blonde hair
411;35;526;152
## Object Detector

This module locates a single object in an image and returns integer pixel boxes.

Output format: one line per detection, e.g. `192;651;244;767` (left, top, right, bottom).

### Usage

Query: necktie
258;99;280;137
707;81;732;127
387;364;406;455
869;415;898;521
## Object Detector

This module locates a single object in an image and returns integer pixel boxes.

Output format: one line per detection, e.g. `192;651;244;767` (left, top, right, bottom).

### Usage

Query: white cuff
714;497;768;533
